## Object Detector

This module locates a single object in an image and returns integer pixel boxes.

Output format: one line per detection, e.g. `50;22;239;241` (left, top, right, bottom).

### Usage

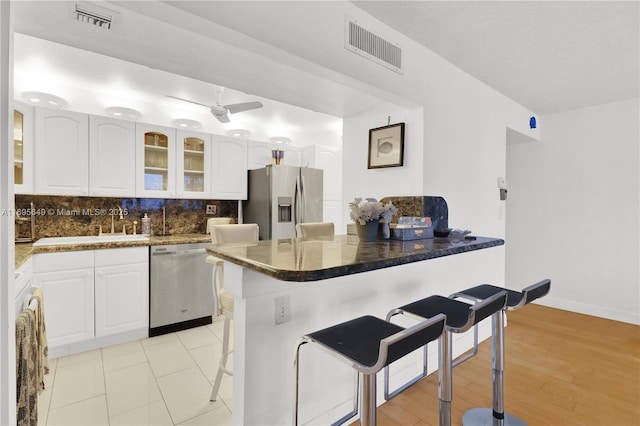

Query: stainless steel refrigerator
244;165;323;240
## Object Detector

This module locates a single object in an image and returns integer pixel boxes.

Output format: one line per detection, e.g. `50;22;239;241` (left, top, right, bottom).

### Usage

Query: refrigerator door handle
294;174;301;227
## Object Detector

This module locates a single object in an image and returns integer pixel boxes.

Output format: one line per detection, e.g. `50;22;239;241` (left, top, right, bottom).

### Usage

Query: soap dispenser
141;213;151;235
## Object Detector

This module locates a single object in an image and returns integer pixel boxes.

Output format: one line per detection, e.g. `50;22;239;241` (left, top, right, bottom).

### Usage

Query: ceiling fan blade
224;101;263;114
166;95;211;108
215;114;231;123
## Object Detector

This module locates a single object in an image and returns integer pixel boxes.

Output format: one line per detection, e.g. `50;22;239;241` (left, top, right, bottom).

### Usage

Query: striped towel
16;309;38;426
29;288;50;389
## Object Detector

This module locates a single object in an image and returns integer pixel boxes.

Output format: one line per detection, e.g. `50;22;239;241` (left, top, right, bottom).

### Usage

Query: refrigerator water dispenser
278;197;292;222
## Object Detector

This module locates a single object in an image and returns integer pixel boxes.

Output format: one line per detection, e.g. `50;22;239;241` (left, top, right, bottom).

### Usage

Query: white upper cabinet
89;115;136;197
135;123;176;198
176;129;212;199
283;145;304;167
211;135;248;200
14;100;34;194
314;145;341;201
35;107;89;195
247;140;273;170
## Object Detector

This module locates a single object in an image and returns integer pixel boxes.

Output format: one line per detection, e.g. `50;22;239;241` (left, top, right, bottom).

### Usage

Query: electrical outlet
274;295;291;325
206;205;216;215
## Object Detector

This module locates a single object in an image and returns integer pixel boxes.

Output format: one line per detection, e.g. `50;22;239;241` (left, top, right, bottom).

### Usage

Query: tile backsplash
15;195;238;240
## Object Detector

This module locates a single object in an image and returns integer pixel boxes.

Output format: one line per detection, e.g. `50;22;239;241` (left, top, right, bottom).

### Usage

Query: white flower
349;198;398;225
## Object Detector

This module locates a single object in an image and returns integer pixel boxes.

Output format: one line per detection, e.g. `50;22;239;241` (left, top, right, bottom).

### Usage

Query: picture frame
368;122;405;169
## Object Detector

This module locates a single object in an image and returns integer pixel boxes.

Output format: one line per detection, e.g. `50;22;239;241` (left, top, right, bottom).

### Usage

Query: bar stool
451;279;551;426
293;314;446;426
385;291;508;426
295;222;335;238
207;223;259;402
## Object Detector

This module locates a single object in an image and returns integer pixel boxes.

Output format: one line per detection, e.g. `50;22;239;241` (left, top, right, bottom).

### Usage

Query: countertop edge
207;237;505;282
15;234;212;269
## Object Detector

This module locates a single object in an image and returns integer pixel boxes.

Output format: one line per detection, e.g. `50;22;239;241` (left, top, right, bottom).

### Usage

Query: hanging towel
16;309;38;426
29;288;50;390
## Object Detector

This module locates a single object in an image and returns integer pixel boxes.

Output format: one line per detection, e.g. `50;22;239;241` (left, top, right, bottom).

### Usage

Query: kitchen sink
33;235;149;247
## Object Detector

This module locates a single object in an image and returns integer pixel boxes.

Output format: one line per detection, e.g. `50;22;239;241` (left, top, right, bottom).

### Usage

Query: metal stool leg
294;339;360;426
360;373;376;426
439;330;452;426
462;311;526;426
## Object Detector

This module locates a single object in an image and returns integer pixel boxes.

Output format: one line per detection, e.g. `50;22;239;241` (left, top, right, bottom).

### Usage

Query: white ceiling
354;1;640;114
11;0;639;143
13;33;344;145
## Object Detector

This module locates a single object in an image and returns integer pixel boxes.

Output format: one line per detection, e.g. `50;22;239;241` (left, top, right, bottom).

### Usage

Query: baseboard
535;296;640;325
49;328;149;359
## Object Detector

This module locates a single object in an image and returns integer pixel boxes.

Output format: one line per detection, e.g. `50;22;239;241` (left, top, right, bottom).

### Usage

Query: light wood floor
353;304;640;426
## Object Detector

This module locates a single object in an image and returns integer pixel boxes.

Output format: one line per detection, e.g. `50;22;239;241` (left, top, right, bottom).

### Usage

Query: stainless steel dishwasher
149;242;213;336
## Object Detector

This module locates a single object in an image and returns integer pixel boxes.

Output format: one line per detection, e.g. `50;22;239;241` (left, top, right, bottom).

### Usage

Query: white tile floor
37;318;233;425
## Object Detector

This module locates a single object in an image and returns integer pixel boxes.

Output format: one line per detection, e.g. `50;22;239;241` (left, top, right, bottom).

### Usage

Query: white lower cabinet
37;268;95;347
34;247;149;357
95;247;149;338
34;250;94;348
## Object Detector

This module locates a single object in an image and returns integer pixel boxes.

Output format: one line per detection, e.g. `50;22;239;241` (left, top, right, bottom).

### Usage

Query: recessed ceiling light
226;129;251;138
22;91;68;108
172;118;201;130
105;106;142;120
270;136;292;145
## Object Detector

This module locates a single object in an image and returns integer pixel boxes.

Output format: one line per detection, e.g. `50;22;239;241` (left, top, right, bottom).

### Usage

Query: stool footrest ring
462;408;527;426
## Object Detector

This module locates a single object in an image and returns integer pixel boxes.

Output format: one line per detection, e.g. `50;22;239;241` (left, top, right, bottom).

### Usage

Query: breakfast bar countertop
206;234;505;282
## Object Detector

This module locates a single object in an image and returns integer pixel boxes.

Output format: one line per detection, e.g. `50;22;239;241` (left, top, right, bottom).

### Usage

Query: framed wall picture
368;122;405;169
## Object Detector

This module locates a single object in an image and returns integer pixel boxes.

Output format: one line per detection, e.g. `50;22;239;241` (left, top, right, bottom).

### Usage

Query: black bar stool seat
451;279;551;426
400;296;476;329
294;314;446;426
453;281;550;311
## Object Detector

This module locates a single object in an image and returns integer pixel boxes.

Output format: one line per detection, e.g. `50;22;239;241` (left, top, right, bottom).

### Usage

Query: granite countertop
15;233;212;269
206;234;504;282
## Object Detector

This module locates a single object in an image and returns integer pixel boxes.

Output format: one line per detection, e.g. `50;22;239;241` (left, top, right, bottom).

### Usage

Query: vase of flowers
349;198;398;241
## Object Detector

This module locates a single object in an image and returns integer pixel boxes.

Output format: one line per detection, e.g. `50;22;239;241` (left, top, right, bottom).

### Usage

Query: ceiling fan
166;87;263;123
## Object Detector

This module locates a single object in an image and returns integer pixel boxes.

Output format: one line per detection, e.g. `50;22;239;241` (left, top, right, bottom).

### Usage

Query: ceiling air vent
72;2;113;29
345;19;403;74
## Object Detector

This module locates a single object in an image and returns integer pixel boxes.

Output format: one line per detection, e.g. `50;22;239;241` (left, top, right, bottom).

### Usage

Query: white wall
342;103;424;226
506;98;640;324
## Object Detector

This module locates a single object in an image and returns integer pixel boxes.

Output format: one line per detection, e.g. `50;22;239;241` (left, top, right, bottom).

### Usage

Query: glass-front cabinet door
176;130;211;198
14;101;34;194
135;123;176;198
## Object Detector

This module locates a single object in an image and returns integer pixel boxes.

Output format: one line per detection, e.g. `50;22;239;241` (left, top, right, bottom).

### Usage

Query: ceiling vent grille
73;3;112;29
345;19;402;74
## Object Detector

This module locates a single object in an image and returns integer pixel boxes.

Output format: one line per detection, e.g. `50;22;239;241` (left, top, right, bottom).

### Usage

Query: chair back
381;313;446;370
207;217;234;238
295;222;334;238
522;279;551;305
213;224;259;245
209;224;259;316
471;290;507;326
